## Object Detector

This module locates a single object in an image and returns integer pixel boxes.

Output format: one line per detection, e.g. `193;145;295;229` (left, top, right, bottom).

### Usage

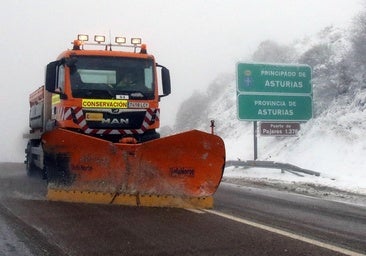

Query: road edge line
205;209;365;256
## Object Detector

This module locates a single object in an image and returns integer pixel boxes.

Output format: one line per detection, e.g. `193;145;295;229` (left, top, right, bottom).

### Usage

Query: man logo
102;118;129;125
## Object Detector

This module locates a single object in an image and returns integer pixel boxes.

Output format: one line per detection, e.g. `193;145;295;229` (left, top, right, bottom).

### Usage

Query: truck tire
25;142;37;176
42;163;48;181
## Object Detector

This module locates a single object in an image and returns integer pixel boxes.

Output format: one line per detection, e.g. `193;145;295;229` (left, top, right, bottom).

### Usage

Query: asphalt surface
215;183;366;254
0;162;365;256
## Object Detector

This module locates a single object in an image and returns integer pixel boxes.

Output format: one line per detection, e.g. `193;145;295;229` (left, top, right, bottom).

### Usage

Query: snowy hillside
169;24;366;196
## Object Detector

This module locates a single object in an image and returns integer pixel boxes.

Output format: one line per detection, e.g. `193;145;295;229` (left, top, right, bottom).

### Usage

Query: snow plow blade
43;128;225;208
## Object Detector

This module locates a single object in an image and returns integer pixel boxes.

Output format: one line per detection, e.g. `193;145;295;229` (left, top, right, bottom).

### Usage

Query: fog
0;0;361;162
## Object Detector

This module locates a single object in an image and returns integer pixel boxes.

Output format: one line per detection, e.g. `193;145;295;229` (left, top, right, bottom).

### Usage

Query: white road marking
185;208;205;214
205;209;365;256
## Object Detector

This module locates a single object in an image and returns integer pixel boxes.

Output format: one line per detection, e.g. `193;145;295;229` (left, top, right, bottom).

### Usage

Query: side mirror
157;64;171;97
45;61;58;92
161;67;171;96
45;60;67;99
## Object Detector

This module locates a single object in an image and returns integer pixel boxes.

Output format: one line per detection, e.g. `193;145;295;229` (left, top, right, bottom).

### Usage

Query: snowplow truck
25;34;225;208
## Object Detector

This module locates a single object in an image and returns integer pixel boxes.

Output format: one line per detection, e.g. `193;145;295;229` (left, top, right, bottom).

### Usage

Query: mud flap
42;128;225;208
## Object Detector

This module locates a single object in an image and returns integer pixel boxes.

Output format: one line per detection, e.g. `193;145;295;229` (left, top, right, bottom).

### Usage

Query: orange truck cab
45;35;171;143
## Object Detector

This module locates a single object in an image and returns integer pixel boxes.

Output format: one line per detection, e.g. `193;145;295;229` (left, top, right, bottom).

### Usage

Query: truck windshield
69;56;155;99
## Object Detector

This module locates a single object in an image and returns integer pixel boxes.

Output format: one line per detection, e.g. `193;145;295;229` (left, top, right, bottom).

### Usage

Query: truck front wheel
25;142;37;176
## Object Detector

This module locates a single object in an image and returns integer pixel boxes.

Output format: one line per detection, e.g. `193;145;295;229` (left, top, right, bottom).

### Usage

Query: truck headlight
94;35;105;43
115;37;126;44
131;38;142;45
78;34;89;42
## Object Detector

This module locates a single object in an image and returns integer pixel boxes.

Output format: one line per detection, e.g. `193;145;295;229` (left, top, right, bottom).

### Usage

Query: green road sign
237;63;312;94
237;94;313;121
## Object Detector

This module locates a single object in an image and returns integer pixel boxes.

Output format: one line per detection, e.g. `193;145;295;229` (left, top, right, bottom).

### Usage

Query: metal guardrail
225;160;320;177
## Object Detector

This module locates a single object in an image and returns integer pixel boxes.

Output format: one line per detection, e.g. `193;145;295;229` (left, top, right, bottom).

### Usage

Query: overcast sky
0;0;362;161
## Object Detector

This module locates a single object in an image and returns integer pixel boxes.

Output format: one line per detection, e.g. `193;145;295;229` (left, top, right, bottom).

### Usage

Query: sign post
236;62;312;159
253;121;258;160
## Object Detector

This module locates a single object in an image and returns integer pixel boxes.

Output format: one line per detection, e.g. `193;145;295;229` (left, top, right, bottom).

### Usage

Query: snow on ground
222;127;366;205
220;114;366;208
224;119;365;189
